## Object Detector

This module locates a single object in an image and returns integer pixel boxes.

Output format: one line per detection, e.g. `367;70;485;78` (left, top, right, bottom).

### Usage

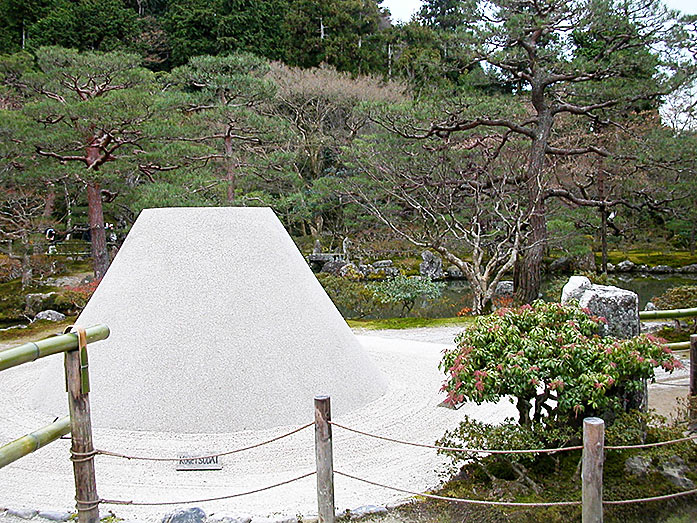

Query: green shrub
316;273;382;319
368;275;445;317
441;301;681;426
652;285;697;310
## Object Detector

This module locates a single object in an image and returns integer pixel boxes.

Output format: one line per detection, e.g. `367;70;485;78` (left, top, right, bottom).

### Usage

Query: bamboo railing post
690;335;697;430
65;346;99;523
582;417;605;523
314;395;335;523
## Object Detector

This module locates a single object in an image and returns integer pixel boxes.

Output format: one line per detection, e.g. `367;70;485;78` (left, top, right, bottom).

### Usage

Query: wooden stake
65;348;99;523
314;395;335;523
582;417;605;523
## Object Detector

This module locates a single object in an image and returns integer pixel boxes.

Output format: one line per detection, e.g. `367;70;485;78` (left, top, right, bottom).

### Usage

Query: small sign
176;454;223;471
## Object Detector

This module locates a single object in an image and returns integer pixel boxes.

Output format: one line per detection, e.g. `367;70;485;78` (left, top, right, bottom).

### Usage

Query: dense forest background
1;0;697;310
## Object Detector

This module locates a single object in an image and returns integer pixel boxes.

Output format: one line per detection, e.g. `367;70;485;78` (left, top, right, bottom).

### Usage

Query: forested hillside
1;0;697;310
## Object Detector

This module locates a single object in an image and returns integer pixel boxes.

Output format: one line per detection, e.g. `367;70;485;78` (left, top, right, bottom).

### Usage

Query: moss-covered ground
348;316;476;330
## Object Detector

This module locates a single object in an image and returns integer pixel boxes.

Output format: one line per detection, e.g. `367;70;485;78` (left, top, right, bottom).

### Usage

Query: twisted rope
334;471;581;507
329;422;583;454
100;471;316;506
603;488;697;505
606;434;697;450
96;422;313;462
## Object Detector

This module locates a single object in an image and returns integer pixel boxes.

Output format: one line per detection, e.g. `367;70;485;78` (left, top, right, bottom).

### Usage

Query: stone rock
606;262;615;272
7;509;38;519
25;292;56;316
637;264;649;272
34;310;66;322
446;265;463;279
616;260;635;272
339;263;362;279
578;285;639;339
644;302;657;311
373;260;393;269
549;256;573;273
37;511;71;521
385;500;412;510
419;251;443;279
249;517;297;523
641;320;674;334
494;280;514;297
211;515;252;523
649;265;674;274
350;506;388;519
576;251;597;272
162;507;206;523
678;263;697;273
561;276;592;303
625;456;651;478
660;456;695;489
320;259;348;275
312;239;322;254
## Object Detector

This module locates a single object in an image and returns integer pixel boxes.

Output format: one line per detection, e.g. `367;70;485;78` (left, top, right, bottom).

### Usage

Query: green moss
599;250;697;267
348;316;475;330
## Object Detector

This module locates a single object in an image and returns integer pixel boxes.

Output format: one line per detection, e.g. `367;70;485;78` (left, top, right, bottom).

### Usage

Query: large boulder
25;292;56;316
419;251;443;279
494;280;514;297
578;285;639;338
561;276;592;303
561;276;640;339
34;310;66;322
678;263;697;273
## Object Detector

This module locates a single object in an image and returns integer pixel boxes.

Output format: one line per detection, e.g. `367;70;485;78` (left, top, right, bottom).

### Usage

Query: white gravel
0;331;516;522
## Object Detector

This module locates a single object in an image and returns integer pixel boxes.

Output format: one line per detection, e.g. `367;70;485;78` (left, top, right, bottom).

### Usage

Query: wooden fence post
314;395;335;523
65;340;99;523
582;417;605;523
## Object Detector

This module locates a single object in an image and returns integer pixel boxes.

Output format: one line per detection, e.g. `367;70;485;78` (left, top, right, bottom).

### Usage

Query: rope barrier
96;422;313;462
335;471;697;508
100;471;316;506
334;471;582;507
605;434;697;450
329;422;583;454
603;488;697;505
330;422;697;454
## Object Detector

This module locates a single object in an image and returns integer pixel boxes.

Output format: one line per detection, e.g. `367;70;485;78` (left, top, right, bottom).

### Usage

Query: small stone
649;265;674;274
350;505;388;519
616;260;635;272
249;517;297;523
8;509;38;519
494;280;514;297
644;302;657;311
37;511;71;521
211;515;252;523
678;263;697;273
385;500;412;510
373;260;393;269
34;310;66;322
446;265;463;279
637;264;649;272
660;456;695;489
606;262;615;272
625;456;651;478
162;507;206;523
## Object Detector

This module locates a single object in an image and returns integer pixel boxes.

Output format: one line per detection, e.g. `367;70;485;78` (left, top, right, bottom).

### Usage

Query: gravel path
0;328;514;522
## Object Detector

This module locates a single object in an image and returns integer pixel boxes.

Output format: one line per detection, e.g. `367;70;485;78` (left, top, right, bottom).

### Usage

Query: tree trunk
86;182;109;279
515;106;552;304
224;135;236;204
43;187;56;219
21;253;32;289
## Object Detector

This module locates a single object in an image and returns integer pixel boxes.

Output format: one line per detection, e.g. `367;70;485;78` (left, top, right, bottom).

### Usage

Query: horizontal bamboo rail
640;307;697;320
0;416;70;469
665;341;691;351
0;324;110;372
